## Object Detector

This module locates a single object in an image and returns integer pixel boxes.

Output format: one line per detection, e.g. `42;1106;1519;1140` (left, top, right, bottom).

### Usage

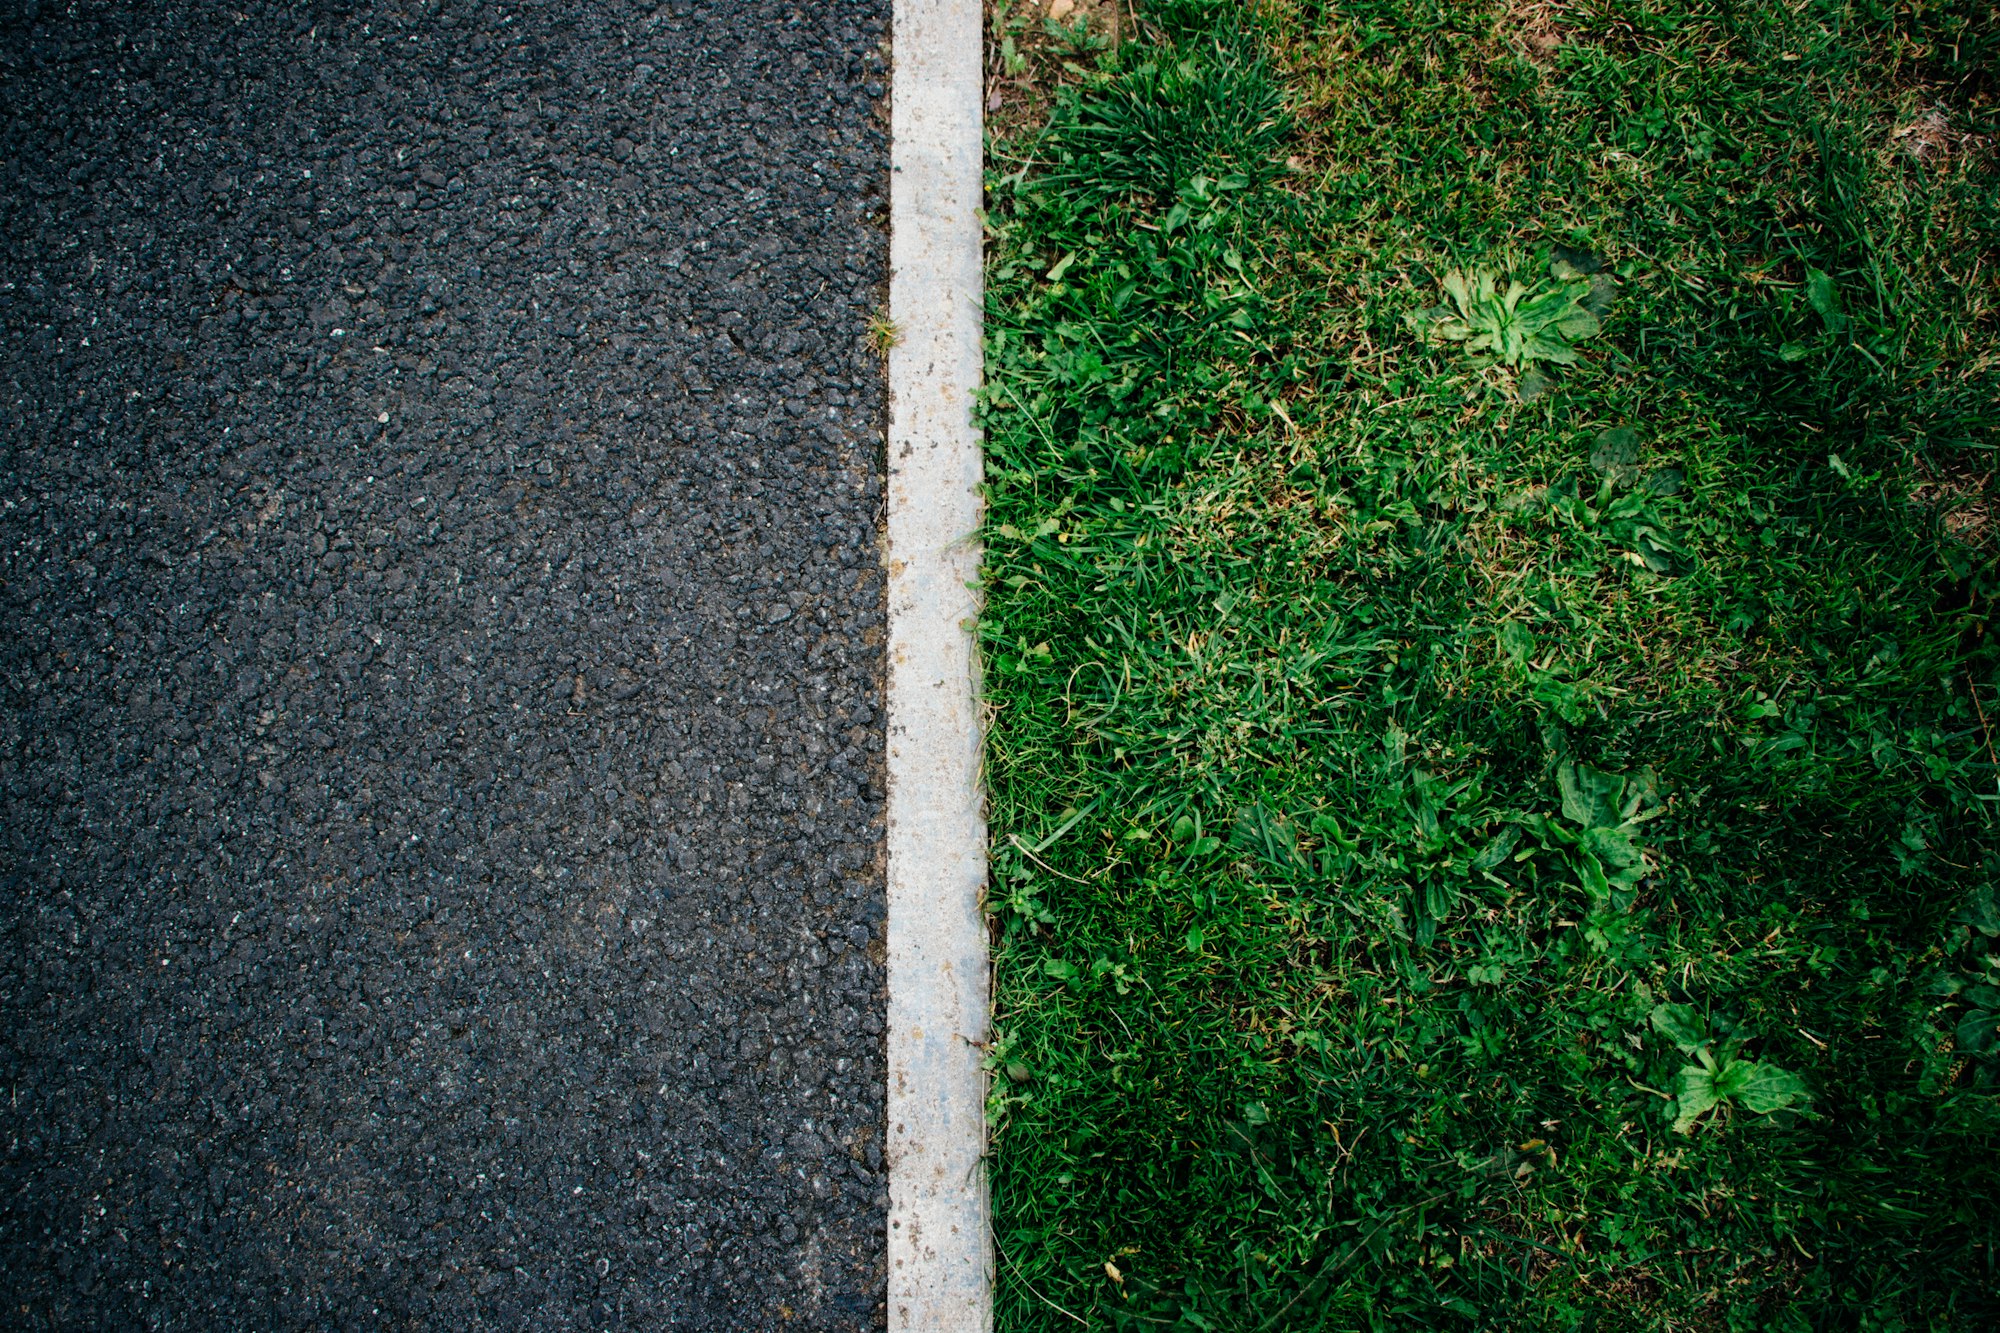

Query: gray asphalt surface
0;1;891;1327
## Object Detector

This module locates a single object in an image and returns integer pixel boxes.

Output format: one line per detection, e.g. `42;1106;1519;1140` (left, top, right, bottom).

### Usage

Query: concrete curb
883;0;991;1329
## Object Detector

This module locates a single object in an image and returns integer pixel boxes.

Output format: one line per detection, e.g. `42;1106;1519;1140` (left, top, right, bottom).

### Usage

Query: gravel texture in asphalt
0;1;892;1326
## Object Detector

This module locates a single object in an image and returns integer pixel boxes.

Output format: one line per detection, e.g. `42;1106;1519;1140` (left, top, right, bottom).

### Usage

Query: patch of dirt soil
1913;455;1998;552
1890;105;1993;168
1494;0;1570;69
986;0;1130;144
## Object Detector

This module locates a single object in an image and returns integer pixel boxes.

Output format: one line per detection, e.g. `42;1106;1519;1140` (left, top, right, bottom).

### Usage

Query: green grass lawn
977;0;2000;1326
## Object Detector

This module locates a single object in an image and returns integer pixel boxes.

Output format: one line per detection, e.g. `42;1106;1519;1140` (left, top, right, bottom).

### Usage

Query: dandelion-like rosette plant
1412;257;1616;398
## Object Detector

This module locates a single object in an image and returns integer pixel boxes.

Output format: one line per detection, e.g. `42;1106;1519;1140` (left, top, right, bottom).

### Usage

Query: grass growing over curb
979;0;2000;1326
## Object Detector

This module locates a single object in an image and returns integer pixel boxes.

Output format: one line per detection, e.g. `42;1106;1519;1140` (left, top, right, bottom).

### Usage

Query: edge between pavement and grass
884;0;994;1328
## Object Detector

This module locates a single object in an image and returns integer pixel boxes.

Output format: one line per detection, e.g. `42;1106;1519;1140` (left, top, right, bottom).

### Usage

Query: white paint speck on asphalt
884;0;991;1327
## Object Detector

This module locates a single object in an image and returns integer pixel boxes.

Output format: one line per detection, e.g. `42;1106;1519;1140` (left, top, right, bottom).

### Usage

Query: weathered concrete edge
884;0;991;1328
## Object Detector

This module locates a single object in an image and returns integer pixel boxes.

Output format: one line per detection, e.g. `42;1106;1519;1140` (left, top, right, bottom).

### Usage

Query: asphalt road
0;1;892;1327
